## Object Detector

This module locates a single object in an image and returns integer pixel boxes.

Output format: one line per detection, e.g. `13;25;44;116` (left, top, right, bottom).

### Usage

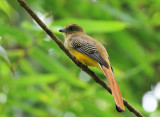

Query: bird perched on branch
59;24;125;112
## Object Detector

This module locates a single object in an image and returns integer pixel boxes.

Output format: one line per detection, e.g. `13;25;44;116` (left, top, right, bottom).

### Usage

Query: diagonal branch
17;0;144;117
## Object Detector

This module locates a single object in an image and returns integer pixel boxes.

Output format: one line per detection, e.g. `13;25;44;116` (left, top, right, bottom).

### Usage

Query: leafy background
0;0;160;117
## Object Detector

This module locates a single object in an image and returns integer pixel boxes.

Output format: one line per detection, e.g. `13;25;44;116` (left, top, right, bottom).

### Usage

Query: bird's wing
71;38;109;68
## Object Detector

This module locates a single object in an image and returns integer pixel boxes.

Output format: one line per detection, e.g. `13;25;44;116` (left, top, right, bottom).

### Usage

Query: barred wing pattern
71;38;109;68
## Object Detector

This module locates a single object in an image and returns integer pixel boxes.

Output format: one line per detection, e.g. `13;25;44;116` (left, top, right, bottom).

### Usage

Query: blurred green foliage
0;0;160;117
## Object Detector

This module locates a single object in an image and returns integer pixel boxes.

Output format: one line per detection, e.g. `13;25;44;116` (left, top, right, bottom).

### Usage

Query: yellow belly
70;49;100;69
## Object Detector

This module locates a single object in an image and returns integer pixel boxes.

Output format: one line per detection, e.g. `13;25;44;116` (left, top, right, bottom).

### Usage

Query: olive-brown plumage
59;24;125;112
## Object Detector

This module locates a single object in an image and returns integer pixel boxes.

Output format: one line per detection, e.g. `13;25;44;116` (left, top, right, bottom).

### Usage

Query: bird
59;24;125;112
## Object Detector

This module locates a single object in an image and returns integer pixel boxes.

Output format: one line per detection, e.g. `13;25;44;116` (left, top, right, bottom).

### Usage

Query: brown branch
17;0;144;117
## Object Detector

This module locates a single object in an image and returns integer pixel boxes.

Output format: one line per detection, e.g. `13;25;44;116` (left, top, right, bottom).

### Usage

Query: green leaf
53;18;126;33
0;0;13;19
13;74;58;86
0;24;31;46
0;45;14;75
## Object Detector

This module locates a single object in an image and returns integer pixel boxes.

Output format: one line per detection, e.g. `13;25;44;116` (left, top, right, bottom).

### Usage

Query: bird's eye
69;26;74;31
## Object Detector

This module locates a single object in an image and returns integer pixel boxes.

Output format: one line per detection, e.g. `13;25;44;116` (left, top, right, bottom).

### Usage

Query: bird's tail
100;65;125;112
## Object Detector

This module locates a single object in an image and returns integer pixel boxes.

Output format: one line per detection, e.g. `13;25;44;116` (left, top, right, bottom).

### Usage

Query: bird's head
59;24;84;35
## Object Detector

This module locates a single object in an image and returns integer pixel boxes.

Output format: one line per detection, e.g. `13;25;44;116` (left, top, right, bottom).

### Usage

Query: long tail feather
99;64;125;112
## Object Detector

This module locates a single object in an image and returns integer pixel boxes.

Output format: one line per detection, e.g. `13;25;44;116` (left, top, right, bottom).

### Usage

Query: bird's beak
59;28;68;33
